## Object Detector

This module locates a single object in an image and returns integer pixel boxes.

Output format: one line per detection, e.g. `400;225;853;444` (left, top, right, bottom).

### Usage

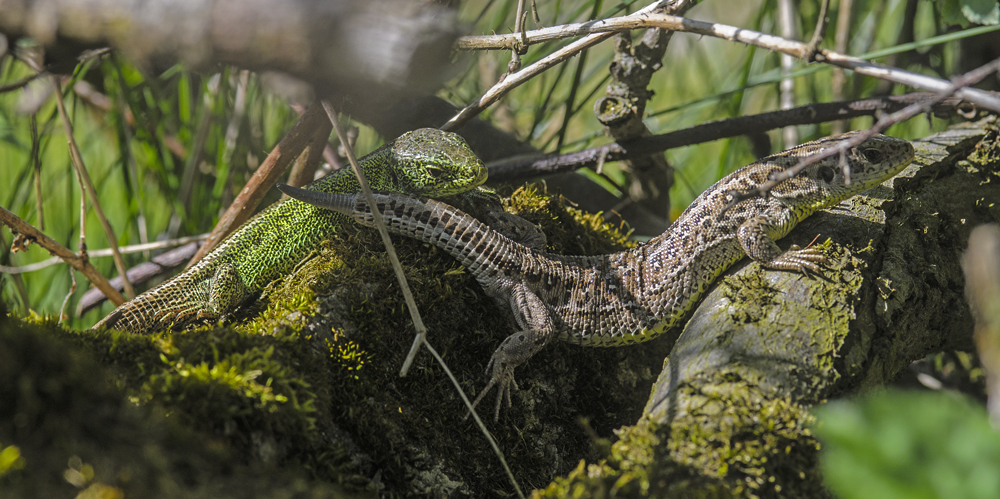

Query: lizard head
771;131;916;210
390;128;489;197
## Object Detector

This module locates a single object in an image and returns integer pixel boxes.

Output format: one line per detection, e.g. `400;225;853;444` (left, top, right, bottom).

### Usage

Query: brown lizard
277;131;916;419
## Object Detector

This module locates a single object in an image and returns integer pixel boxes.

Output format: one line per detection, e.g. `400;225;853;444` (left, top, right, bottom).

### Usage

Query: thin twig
442;0;679;131
59;265;77;323
506;0;528;75
320;102;432;376
0;71;45;93
321;104;522;496
778;0;800;146
486;92;978;182
0;234;208;274
0;205;125;304
52;76;136;300
725;56;1000;209
285;117;333;191
803;0;831;61
423;342;524;499
830;0;854;134
455;12;1000;113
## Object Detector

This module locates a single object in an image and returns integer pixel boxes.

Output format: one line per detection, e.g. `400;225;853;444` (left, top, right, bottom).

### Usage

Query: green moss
0;300;361;497
243;186;652;495
506;185;634;254
534;383;821;498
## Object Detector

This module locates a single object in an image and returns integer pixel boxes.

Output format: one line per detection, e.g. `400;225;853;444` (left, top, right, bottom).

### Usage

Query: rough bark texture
594;28;676;234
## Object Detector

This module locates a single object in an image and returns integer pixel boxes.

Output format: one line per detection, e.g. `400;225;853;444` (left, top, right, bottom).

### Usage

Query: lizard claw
769;245;826;274
468;355;518;422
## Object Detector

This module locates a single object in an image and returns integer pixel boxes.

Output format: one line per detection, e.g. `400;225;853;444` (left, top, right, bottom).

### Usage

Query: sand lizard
94;128;491;333
278;132;916;418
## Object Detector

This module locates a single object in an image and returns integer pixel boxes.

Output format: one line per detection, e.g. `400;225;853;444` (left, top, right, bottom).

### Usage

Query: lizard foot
468;352;520;422
767;245;826;273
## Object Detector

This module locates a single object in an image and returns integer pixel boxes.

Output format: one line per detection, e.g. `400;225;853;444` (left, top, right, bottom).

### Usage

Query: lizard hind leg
469;284;555;421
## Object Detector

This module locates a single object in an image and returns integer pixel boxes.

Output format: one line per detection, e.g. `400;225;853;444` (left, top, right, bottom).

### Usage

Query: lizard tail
275;184;356;215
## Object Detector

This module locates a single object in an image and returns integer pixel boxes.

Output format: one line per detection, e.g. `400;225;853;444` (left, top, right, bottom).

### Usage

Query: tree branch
485;92;982;182
0;0;459;97
0;206;125;305
456;12;1000;114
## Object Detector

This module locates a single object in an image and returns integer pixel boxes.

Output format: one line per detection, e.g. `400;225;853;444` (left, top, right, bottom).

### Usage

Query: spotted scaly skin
94;128;488;333
279;131;915;419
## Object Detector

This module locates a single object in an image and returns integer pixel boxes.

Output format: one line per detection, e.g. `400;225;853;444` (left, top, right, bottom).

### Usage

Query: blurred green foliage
815;390;1000;499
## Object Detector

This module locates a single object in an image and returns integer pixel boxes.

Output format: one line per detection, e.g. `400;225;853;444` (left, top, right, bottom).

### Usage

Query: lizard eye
861;148;885;163
425;166;446;180
819;166;836;183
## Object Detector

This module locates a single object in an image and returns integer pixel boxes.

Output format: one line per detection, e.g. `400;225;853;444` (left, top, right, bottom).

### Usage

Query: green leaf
962;0;1000;25
815;391;1000;499
941;0;1000;26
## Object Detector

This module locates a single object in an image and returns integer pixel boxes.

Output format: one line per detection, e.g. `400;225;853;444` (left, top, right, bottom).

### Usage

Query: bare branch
442;0;695;131
456;12;1000;114
485;92;981;182
1;234;207;274
0;206;125;305
724;56;1000;209
53;77;136;300
0;0;459;97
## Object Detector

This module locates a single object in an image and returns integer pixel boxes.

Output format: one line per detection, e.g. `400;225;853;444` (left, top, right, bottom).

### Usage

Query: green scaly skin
94;128;488;333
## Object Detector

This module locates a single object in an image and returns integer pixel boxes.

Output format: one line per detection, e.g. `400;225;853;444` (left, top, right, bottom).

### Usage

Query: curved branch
0;206;125;305
441;0;696;131
452;11;1000;130
0;0;459;96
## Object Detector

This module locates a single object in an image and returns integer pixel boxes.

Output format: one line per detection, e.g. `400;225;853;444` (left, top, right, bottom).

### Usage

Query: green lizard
277;131;916;418
94;128;489;334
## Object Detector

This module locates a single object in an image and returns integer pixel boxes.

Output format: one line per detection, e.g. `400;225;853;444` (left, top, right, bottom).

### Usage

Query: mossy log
533;118;1000;498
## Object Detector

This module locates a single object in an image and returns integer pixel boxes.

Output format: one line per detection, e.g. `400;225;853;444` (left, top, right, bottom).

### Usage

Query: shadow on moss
0;298;365;498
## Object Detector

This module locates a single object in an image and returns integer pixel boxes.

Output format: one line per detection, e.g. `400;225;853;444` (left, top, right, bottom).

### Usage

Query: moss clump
241;186;662;496
534;382;820;499
0;300;360;498
505;184;634;254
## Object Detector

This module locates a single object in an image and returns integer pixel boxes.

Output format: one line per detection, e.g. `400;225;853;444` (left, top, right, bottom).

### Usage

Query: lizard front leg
471;282;556;421
737;215;825;272
204;262;251;322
